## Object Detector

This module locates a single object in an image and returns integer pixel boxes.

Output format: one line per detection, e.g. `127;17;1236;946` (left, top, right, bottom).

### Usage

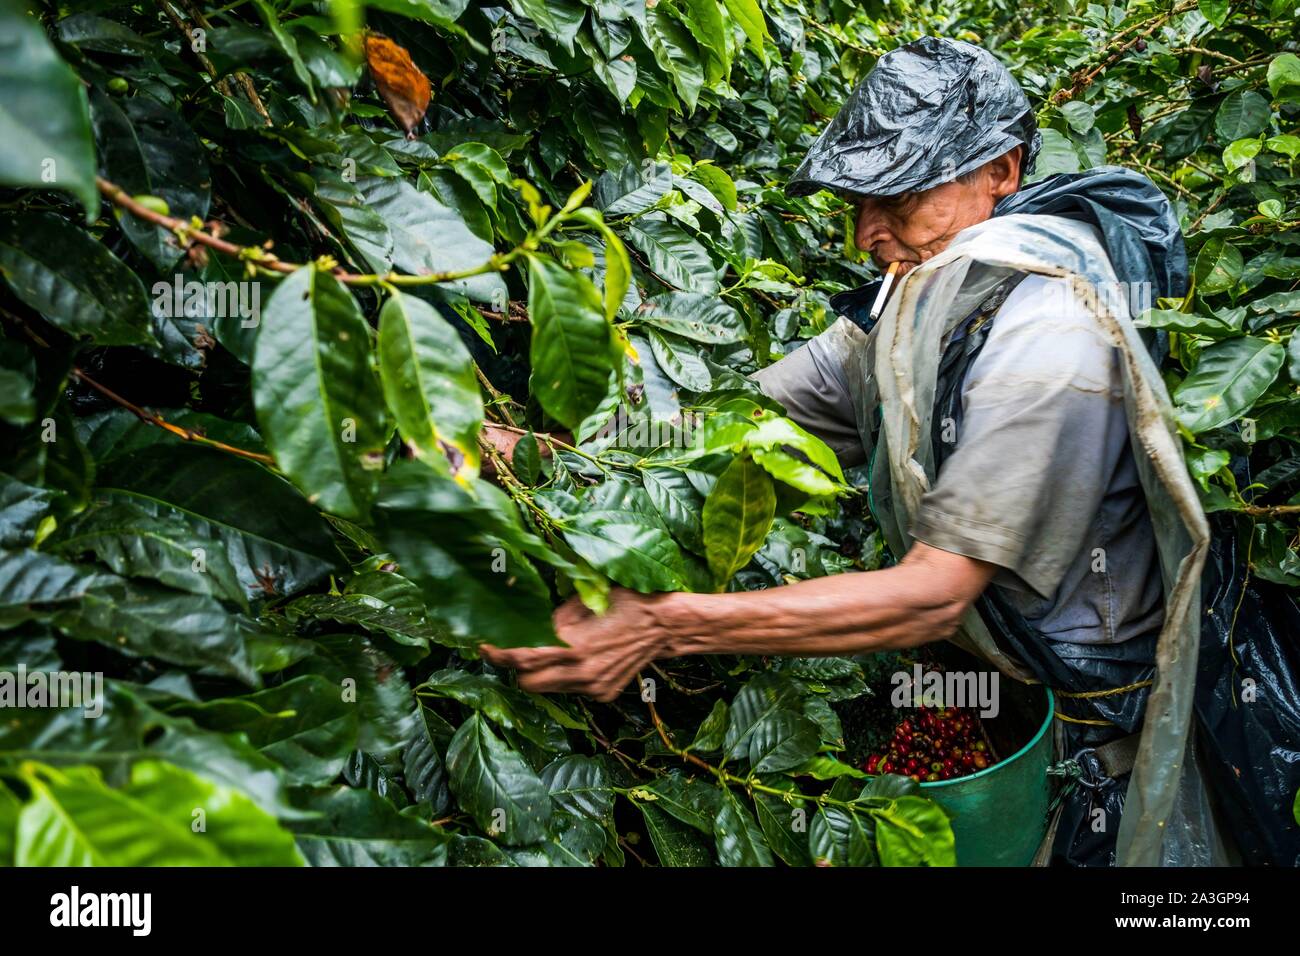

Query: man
485;38;1213;865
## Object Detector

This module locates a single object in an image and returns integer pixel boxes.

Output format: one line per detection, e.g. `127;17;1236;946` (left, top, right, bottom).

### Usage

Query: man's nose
854;205;891;253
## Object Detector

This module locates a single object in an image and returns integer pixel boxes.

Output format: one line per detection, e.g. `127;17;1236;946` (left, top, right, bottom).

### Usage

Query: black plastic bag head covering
786;36;1041;199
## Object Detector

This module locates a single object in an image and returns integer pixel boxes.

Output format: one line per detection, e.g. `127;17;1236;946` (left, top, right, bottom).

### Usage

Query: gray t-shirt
753;274;1164;646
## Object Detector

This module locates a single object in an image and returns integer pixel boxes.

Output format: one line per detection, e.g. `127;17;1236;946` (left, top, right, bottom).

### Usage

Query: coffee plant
0;0;1296;866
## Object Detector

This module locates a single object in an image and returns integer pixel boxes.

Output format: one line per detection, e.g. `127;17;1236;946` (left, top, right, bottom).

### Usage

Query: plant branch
1047;0;1198;109
70;367;276;464
97;175;526;295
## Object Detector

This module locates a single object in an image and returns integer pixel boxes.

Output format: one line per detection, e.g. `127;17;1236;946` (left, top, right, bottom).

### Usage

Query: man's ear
988;148;1023;200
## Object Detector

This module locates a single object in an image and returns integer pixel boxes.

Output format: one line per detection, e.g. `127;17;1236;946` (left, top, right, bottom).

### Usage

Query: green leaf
363;0;473;27
1061;100;1095;134
1030;128;1080;178
703;454;775;586
373;461;557;648
526;253;615;429
287;591;446;655
1214;90;1270;142
688;699;728;753
1252;291;1300;314
1198;0;1230;27
49;499;249;608
0;547;258;683
1223;138;1262;174
647;6;705;111
0;681;297;817
869;795;956;866
356;176;505;303
1194;238;1244;296
642;772;721;833
253;266;387;520
0;212;154;346
253;0;316;100
90;89;210;269
0;1;98;218
642;466;706;553
602;231;633;322
638;801;714;865
678;0;730;82
795;755;870;780
809;804;877;866
1265;134;1300;160
0;782;18;865
753;784;811;865
594;160;672;216
512;430;541;484
83;437;340;602
647;328;711;392
560;483;697;592
713;790;773;866
751;447;840;496
168;676;358;786
16;761;302;866
419;668;568;753
1267;53;1300;98
1144;105;1214;161
404;705;451;814
378;291;483;478
1135;307;1243;338
1175;337;1285;434
626;218;720;294
299;633;416;764
722;0;769;63
0;473;53;547
511;0;584;52
1259;199;1285;220
638;291;746;343
0;340;35;426
723;673;820;772
288;786;464;866
541;755;613;823
446;713;552;846
689;163;738;211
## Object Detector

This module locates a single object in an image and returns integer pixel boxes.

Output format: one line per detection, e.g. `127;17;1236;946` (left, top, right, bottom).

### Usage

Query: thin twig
173;0;272;123
157;0;235;100
70;367;276;464
98;175;519;292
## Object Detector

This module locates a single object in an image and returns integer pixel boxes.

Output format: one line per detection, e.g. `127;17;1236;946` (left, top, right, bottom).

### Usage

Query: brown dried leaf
364;34;431;138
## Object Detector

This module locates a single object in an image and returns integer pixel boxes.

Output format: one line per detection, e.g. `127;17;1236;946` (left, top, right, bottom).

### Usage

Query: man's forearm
654;544;996;659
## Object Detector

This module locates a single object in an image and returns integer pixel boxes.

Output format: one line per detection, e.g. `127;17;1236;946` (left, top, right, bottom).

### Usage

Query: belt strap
1093;733;1141;778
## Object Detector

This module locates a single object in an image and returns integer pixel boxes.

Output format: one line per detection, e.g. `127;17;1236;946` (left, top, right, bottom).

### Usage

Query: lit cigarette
869;261;901;322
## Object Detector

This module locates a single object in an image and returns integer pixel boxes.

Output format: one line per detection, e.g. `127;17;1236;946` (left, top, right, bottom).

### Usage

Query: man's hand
480;589;672;702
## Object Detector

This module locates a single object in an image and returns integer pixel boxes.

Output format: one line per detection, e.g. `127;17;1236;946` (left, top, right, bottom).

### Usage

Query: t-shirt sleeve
909;276;1127;600
751;330;866;466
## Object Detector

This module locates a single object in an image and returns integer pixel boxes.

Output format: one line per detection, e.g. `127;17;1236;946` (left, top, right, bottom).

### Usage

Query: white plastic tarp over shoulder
820;213;1211;866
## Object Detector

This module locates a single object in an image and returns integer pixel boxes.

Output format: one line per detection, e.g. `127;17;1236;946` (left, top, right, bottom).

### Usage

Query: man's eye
883;192;915;213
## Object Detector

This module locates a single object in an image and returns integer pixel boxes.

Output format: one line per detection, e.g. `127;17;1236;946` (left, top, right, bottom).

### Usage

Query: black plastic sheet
786;36;1041;199
1197;512;1300;865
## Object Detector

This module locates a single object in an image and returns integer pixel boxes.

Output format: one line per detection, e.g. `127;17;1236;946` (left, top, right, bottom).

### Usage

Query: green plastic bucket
919;686;1055;867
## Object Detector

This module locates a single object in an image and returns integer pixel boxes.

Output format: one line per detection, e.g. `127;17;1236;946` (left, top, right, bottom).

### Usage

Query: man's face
853;150;1022;277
